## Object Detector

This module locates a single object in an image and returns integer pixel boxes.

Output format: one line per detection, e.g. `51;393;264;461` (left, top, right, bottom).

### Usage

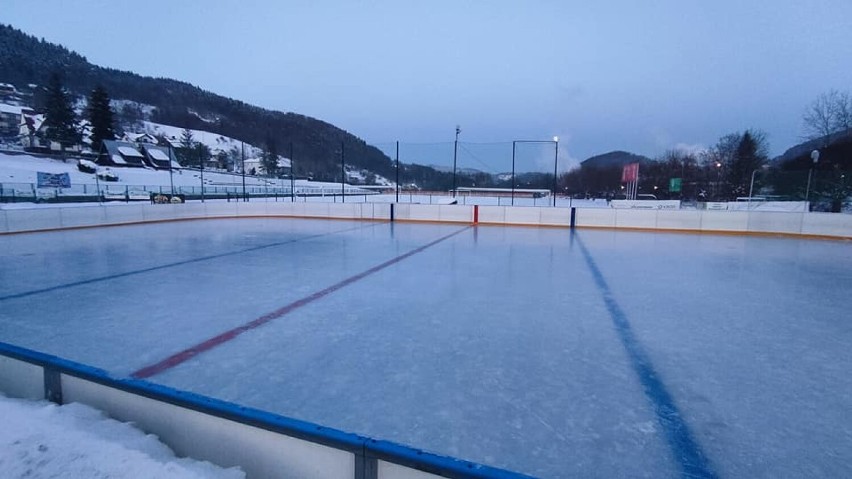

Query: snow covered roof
117;146;144;158
101;140;146;166
0;103;24;114
148;149;169;161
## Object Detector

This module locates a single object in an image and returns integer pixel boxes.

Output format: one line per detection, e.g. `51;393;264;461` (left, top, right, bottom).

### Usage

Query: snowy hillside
137;121;271;163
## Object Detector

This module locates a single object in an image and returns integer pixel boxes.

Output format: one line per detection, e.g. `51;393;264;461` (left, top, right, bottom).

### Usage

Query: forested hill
580;150;650;169
0;24;394;181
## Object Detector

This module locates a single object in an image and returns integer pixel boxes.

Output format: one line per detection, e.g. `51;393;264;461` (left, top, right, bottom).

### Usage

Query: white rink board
379;461;446;479
1;202;850;238
0;356;43;400
62;375;356;479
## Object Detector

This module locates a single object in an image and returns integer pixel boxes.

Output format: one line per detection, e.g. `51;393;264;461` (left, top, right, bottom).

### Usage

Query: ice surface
0;394;244;479
1;219;851;477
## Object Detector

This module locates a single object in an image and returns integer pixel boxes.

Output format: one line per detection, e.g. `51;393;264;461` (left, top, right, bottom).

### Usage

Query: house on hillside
0;104;23;137
140;144;181;169
18;112;44;148
241;156;291;176
98;140;146;167
126;132;159;145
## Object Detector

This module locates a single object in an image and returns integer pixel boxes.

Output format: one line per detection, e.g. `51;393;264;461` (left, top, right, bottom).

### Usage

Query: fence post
44;367;62;405
353;450;377;479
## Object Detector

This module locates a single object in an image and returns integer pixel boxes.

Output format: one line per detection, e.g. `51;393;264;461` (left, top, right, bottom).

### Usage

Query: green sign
669;177;682;193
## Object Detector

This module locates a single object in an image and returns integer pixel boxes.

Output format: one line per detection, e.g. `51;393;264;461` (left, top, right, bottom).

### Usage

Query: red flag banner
621;162;639;182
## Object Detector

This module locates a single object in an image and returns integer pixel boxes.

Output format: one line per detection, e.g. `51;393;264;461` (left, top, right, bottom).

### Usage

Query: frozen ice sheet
1;218;850;477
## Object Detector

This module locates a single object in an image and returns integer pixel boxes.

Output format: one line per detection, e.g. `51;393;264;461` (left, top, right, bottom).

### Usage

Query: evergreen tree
729;130;769;197
178;128;196;166
86;84;115;153
262;135;280;177
43;72;81;149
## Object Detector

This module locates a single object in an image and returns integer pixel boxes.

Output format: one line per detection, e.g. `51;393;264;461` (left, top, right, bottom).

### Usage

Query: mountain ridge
0;23;394;182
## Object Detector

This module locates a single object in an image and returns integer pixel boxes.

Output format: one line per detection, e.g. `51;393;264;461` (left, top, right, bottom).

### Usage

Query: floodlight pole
290;142;295;202
167;143;175;196
511;138;559;207
199;145;204;203
395;141;400;203
241;142;247;201
452;125;460;198
552;136;559;207
94;142;103;204
805;149;819;210
748;168;758;209
511;141;517;206
341;141;345;203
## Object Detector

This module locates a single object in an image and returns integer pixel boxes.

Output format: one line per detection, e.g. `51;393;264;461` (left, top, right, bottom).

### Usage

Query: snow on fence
0;203;850;239
0;341;531;479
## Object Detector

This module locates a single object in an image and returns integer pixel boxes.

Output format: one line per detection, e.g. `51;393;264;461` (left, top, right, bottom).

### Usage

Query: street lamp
805;149;819;209
452;126;460;198
714;161;722;200
748;164;769;208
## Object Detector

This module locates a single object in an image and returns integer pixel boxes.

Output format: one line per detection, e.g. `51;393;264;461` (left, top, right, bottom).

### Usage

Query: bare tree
803;90;841;146
833;91;852;134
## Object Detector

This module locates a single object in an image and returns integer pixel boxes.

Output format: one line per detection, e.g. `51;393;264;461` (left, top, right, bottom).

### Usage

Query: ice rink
1;218;850;478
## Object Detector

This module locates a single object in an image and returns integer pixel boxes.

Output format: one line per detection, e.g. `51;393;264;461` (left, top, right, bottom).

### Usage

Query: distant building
0;104;22;137
241;156;291;176
98;140;146;167
126;132;159;145
140;144;181;170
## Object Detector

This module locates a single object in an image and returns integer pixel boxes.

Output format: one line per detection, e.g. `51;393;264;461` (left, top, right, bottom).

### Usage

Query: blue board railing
0;341;533;479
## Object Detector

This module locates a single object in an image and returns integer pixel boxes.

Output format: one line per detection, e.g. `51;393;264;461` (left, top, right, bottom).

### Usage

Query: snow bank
0;394;244;479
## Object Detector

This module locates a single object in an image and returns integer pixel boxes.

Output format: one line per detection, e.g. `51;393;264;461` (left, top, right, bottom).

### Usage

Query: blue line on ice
574;233;717;479
0;222;378;302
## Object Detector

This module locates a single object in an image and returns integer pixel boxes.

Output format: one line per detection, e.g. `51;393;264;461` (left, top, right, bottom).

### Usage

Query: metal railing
0;181;379;203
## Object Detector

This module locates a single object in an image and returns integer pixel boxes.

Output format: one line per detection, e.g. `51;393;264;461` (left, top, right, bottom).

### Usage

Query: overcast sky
4;1;852;166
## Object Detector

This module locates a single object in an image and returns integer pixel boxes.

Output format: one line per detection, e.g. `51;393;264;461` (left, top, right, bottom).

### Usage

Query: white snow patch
0;394;244;479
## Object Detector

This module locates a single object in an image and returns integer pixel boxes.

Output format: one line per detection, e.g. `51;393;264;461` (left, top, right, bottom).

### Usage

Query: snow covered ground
0;394;244;479
0;151;373;198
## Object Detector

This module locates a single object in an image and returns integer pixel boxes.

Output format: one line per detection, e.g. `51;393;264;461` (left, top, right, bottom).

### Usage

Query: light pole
511;141;516;206
167;144;175;196
452;126;460;198
714;161;722;200
395;141;400;203
340;141;345;203
289;142;295;202
748;164;769;208
552;136;559;207
511;138;559;206
805;149;819;209
241;142;246;201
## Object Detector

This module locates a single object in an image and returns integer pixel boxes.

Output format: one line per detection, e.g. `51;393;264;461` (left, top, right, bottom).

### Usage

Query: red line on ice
131;227;470;379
